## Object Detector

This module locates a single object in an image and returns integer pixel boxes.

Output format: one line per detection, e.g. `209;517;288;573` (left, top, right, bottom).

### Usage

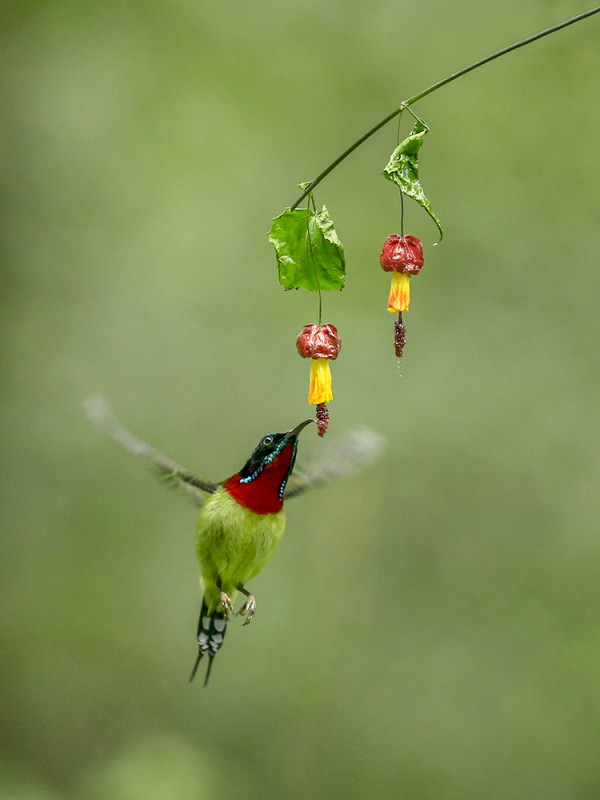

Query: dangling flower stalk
379;234;424;356
296;323;342;436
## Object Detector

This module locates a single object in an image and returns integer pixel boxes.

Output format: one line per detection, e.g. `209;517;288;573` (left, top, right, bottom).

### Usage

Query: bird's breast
196;488;286;594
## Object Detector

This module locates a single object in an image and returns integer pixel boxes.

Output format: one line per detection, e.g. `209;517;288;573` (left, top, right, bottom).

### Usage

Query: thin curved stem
290;7;600;210
305;194;323;324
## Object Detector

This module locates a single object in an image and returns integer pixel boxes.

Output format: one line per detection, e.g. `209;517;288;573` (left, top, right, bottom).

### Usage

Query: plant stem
305;195;323;324
290;7;600;210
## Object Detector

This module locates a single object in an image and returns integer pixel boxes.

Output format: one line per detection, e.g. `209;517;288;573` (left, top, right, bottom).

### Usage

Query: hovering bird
85;396;384;686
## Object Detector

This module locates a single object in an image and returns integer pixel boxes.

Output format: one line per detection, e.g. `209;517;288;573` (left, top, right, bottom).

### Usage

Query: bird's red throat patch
224;442;295;515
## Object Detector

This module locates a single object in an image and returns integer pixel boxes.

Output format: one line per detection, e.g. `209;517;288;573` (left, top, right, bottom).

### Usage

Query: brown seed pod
394;320;407;357
315;402;330;437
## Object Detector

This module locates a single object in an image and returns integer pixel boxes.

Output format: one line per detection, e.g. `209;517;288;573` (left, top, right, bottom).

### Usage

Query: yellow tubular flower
387;272;411;313
308;358;333;404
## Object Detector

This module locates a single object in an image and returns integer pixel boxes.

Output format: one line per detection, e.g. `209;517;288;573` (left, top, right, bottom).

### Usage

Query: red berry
379;234;424;275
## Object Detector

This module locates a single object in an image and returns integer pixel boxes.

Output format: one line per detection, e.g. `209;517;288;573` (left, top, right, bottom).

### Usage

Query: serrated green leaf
269;206;346;291
382;120;443;242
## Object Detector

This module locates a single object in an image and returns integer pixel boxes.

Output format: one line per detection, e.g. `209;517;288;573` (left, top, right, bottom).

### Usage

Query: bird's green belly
196;488;286;611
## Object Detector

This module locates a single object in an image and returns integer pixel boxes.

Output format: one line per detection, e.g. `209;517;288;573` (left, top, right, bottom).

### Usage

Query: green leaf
269;206;346;291
382;120;443;242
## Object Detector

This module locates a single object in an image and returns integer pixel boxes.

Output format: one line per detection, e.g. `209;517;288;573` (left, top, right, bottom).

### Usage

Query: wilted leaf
382;120;443;241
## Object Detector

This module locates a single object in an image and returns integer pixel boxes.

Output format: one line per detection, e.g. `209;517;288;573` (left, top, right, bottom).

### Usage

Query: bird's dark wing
84;395;219;506
284;426;386;499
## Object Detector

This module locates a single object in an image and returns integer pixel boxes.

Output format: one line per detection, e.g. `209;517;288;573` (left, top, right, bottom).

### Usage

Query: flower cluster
296;323;342;436
379;234;424;357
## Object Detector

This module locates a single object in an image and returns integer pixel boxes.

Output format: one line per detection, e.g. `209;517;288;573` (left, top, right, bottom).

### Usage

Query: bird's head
225;420;313;514
238;419;313;482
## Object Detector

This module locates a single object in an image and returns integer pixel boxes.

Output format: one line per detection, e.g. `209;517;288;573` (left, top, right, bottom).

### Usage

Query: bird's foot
238;595;256;626
220;591;234;617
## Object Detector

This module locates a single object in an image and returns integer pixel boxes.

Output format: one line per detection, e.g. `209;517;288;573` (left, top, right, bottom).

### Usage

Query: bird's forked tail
189;598;228;687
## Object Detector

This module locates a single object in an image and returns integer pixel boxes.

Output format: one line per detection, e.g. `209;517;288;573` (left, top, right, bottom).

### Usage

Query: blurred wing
84;394;219;506
284;426;387;499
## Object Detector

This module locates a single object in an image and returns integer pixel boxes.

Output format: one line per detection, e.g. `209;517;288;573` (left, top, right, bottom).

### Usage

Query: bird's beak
287;419;314;439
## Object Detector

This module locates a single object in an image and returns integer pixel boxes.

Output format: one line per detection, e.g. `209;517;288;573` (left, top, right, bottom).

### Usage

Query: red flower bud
296;323;342;360
379;234;424;275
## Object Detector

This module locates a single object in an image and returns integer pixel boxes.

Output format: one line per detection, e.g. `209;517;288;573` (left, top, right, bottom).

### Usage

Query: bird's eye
262;435;274;446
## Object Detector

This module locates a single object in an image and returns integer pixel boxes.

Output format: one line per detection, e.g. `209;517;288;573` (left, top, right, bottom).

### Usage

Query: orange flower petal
308;358;333;404
387;272;410;313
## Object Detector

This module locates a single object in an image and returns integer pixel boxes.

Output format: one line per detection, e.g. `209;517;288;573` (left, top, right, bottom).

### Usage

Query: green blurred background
2;1;599;798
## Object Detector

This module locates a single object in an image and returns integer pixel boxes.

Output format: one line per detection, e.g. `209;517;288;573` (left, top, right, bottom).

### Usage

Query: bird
188;419;312;686
84;396;385;686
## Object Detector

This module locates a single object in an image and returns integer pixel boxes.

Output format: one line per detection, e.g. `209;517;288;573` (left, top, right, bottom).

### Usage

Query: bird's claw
220;591;234;617
238;595;256;626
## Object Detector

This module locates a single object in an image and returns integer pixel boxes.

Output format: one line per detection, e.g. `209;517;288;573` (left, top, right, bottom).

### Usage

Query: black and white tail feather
189;599;228;687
